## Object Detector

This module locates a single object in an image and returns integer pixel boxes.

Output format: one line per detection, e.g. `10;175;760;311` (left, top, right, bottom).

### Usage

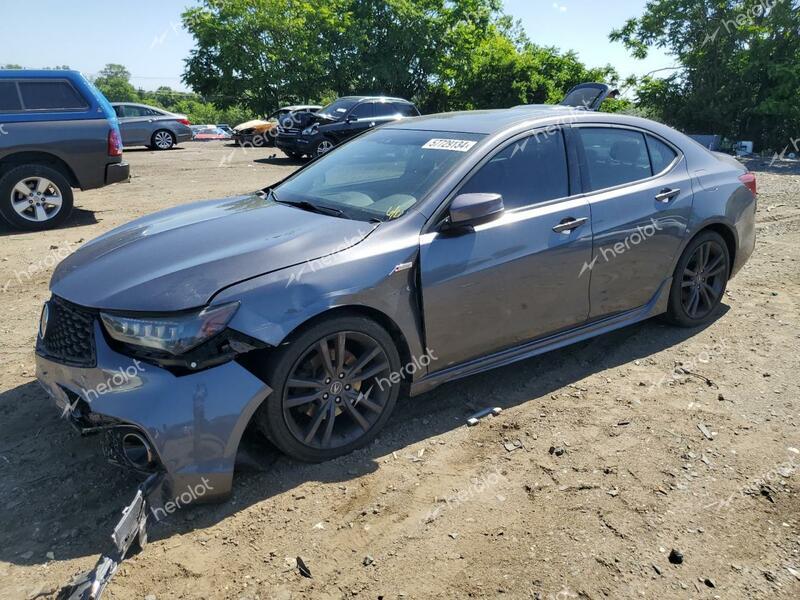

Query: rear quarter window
646;135;678;173
0;81;22;111
19;80;88;111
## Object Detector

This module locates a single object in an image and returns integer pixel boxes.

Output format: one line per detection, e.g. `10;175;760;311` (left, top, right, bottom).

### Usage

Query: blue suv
0;70;129;230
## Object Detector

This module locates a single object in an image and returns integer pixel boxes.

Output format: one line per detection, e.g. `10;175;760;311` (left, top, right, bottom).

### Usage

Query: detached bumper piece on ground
57;473;164;600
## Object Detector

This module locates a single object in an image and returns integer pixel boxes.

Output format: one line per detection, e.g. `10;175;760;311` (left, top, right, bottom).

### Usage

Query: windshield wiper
269;191;347;219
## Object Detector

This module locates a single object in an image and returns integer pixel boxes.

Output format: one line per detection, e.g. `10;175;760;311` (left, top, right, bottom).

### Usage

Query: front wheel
665;230;730;327
254;316;402;462
151;129;175;150
0;164;74;230
314;138;335;157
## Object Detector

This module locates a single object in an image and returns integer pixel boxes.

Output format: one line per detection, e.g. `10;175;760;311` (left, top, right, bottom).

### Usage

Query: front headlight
100;302;239;355
302;124;318;135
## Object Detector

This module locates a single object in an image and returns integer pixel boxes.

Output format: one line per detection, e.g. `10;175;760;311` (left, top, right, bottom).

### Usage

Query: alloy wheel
9;177;63;222
316;140;334;156
154;131;174;149
680;240;727;320
282;331;392;450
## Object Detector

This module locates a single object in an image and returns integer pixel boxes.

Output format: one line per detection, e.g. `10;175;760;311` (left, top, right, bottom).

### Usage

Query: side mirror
446;193;504;229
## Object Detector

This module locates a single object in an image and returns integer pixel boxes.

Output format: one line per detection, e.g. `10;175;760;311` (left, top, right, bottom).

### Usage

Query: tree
182;0;618;115
611;0;800;150
93;63;140;102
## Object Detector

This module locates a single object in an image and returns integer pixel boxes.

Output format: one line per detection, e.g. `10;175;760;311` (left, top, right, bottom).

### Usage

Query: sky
0;0;674;94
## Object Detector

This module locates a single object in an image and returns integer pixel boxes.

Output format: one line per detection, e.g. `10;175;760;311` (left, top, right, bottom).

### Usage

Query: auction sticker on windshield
423;138;478;152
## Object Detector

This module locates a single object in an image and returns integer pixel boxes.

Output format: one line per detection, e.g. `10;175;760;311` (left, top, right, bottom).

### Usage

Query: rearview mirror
447;193;504;229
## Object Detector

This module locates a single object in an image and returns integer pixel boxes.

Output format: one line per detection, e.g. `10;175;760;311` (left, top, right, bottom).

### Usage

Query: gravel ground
0;142;798;600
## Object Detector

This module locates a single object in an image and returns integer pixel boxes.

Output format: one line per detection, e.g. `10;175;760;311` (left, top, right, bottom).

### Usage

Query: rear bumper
105;161;130;185
35;320;271;503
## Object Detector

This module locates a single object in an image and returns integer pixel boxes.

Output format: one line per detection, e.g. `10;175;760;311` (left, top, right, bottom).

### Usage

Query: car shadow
0;208;98;237
123;147;186;153
253;155;306;166
0;307;728;568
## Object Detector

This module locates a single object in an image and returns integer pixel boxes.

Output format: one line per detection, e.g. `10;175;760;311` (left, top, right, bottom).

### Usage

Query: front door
420;128;593;370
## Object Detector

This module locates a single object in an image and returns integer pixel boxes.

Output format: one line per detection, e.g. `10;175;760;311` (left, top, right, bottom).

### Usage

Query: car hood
234;119;269;132
51;194;378;312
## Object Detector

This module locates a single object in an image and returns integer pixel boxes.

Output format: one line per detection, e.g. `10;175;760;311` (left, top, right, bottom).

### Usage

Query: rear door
420;127;593;369
116;105;152;145
575;125;693;318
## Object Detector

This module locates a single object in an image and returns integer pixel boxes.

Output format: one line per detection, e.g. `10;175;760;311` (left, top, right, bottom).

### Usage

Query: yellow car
232;105;320;147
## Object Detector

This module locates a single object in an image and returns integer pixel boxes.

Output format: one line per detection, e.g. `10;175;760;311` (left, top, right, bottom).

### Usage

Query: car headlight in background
100;302;239;355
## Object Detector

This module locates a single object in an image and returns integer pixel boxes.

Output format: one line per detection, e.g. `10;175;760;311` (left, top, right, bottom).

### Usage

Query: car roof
337;96;414;104
281;105;321;111
110;102;165;109
387;105;676;136
0;69;83;79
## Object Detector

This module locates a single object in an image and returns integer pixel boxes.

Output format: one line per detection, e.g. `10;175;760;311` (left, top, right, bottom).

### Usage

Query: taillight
178;118;191;126
739;172;757;196
108;128;123;157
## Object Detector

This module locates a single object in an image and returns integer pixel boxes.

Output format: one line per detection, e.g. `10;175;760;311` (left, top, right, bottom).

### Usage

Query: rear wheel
0;164;74;230
665;230;730;327
151;129;175;150
254;316;402;462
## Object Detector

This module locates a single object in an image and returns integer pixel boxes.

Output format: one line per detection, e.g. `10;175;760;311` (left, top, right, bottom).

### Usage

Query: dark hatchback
275;95;419;159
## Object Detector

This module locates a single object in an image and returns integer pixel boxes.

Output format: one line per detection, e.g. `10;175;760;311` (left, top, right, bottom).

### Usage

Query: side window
113;105;124;118
19;81;87;110
578;128;652;191
646;135;678;174
349;102;374;120
459;129;569;210
374;102;398;118
394;103;418;117
0;81;22;111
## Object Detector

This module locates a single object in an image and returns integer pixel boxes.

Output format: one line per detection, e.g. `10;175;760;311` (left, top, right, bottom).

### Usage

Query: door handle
655;188;680;203
369;122;376;127
552;217;588;234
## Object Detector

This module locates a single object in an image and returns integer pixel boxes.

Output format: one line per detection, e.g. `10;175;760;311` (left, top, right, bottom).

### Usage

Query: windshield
275;129;485;221
317;98;359;120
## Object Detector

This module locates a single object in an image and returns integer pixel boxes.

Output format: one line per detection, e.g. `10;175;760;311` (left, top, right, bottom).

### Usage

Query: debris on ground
467;407;502;426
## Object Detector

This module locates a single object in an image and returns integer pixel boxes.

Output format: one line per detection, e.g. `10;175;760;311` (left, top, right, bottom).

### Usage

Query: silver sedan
111;102;193;150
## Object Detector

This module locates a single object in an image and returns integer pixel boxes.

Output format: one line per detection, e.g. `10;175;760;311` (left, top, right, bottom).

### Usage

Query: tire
664;230;730;327
313;138;336;157
0;164;74;231
254;315;402;462
150;129;175;150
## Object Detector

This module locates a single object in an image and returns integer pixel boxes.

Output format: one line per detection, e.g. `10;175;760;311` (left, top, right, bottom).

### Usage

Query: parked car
0;70;129;230
232;105;321;147
36;83;756;501
111;102;193;150
191;125;232;141
276;96;419;158
216;123;234;136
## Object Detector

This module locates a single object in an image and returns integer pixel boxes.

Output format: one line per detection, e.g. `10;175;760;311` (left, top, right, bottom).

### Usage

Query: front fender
213;214;428;370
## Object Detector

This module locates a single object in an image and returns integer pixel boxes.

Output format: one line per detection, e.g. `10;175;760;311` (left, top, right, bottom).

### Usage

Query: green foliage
181;0;619;115
91;63;257;125
611;0;800;151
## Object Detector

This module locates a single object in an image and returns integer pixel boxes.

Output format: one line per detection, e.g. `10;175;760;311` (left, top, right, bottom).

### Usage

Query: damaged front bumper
36;320;272;503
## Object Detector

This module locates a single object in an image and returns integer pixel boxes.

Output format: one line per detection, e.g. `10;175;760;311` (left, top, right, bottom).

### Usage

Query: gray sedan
111;102;193;150
37;86;756;502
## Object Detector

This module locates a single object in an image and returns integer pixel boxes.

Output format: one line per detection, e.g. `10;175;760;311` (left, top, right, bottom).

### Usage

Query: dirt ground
0;141;798;600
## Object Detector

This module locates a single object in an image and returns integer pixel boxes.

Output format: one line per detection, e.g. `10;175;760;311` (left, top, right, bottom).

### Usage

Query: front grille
37;296;97;367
